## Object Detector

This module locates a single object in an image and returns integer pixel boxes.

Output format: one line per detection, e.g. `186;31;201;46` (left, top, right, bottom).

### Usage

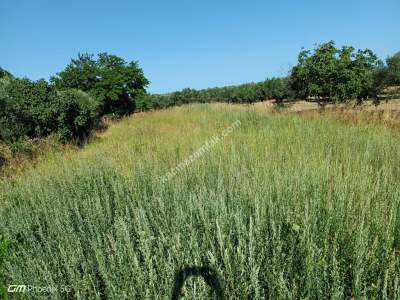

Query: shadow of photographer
171;266;224;300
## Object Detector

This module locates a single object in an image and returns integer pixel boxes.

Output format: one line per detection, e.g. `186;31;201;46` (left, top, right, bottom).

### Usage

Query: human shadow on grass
171;266;224;300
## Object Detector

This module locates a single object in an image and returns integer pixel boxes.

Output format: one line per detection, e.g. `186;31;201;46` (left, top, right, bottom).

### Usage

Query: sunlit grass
1;104;400;299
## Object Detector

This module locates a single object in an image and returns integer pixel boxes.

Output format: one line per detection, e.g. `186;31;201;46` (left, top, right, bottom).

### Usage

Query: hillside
1;104;399;298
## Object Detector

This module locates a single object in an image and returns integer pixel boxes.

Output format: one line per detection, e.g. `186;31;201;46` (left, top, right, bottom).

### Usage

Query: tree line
147;77;292;110
0;53;149;145
0;41;399;165
148;42;399;108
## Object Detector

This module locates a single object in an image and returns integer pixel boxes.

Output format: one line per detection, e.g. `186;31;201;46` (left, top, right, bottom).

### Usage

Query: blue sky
1;0;399;93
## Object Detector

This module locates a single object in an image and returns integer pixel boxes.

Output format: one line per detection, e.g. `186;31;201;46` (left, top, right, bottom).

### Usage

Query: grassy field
1;104;400;299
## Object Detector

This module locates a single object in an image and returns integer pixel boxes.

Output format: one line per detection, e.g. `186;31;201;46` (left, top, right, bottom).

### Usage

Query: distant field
252;98;400;113
252;99;400;129
1;104;400;299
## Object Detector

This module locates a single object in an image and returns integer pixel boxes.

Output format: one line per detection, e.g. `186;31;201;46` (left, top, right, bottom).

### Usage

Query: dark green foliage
290;41;382;103
385;52;400;85
135;92;153;111
51;53;150;116
0;78;98;143
0;78;55;141
148;77;294;109
53;89;99;141
51;53;98;91
262;77;293;103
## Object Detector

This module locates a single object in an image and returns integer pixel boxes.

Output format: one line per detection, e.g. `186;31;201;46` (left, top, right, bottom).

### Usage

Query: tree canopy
290;41;382;103
51;53;150;116
385;52;400;85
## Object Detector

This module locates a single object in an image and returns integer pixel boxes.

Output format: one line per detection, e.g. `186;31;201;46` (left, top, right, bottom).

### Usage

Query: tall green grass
1;104;399;299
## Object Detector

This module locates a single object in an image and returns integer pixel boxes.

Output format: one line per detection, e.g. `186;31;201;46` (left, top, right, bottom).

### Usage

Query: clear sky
1;0;399;93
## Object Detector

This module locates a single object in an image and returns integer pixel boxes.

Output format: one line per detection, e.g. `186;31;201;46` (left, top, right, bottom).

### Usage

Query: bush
0;78;57;141
0;78;99;144
9;137;36;157
0;80;37;142
53;89;99;142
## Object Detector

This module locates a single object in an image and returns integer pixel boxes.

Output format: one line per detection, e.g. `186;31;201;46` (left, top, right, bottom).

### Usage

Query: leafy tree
385;52;400;85
291;41;339;102
290;41;382;103
351;49;382;102
263;77;292;103
51;53;149;116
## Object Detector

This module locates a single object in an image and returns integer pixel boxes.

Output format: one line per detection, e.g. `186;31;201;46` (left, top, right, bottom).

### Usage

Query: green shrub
0;78;57;141
0;79;99;145
9;137;36;157
53;89;99;142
